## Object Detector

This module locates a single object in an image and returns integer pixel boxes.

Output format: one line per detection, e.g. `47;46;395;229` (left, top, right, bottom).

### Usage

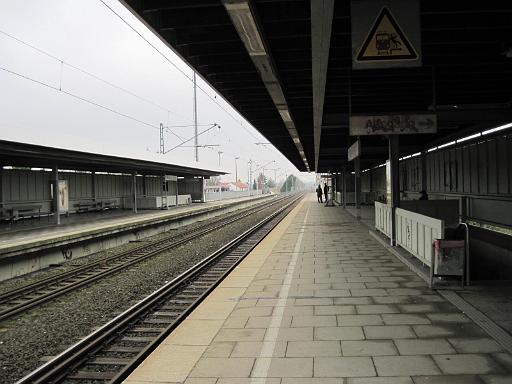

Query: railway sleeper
68;370;117;380
90;357;132;365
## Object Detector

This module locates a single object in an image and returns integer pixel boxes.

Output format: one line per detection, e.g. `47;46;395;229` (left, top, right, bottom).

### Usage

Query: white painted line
251;205;310;380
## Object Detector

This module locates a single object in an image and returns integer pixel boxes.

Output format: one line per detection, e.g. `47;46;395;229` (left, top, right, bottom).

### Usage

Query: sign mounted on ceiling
348;140;361;161
351;0;422;69
350;114;437;136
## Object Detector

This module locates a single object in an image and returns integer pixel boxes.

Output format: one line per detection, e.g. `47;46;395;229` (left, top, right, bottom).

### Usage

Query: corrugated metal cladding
337;133;511;228
357;134;512;198
0;171;177;212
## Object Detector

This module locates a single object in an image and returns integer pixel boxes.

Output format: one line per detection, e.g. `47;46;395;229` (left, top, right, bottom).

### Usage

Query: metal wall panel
497;137;509;194
488;139;498;194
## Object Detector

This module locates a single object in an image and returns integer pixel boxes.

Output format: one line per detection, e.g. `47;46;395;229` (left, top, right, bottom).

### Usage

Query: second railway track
0;194;293;321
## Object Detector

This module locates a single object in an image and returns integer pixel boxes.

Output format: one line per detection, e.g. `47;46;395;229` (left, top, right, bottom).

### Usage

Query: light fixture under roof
278;109;292;123
482;122;512;135
224;1;266;56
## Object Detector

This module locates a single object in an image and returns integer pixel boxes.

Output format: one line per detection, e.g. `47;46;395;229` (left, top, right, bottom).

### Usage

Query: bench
74;200;119;213
3;204;43;221
74;202;98;213
97;200;118;211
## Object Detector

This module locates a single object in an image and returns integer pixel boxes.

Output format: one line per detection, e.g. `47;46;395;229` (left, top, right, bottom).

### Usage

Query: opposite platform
125;194;512;384
0;195;268;280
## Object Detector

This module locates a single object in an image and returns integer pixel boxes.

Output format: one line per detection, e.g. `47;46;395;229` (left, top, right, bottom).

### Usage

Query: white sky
0;0;315;185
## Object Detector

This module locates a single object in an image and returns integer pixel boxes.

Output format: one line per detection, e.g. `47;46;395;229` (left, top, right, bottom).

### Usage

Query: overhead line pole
193;71;198;162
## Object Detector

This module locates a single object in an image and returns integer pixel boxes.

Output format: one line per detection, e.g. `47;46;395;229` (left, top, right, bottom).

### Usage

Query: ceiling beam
222;0;310;171
311;0;335;172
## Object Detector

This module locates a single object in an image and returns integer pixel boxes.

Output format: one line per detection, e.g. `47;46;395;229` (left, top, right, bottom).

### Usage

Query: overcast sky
0;0;315;184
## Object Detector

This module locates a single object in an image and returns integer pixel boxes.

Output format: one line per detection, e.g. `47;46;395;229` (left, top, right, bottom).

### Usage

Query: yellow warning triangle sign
356;7;418;62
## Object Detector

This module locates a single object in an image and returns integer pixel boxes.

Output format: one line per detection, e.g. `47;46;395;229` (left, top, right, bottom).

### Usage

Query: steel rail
0;195;290;321
15;193;303;384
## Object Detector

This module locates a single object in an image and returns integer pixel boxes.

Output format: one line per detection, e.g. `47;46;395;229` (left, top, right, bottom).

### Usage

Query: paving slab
433;354;506;375
394;338;456;355
363;325;416;339
314;357;376;377
373;356;441;376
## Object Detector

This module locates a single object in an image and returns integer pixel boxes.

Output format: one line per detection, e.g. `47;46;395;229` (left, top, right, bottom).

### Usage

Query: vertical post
132;172;138;213
331;172;338;202
193;72;198;162
159;123;165;154
91;171;96;202
0;165;4;209
142;175;147;197
176;177;179;206
201;176;206;203
53;165;60;225
248;161;251;197
421;150;428;192
342;168;347;208
460;196;468;221
389;136;400;245
235;157;239;182
354;157;361;219
163;174;168;209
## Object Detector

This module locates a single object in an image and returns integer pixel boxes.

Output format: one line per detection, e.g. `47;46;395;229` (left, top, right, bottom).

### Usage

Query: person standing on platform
323;183;329;204
316;185;323;203
419;190;429;200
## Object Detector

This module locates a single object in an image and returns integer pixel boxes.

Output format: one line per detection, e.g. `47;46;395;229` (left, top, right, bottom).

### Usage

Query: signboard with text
350;114;437;136
348;140;361;161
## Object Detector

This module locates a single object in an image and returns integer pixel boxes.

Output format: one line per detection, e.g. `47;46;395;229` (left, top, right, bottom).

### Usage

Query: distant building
221;181;248;191
204;181;248;193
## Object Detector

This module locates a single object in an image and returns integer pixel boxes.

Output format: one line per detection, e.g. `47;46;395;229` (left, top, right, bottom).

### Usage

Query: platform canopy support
354;156;361;219
389;136;400;245
53;165;60;225
132;172;138;214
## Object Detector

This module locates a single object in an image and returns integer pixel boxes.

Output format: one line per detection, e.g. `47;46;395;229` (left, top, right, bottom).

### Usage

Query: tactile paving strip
439;290;512;354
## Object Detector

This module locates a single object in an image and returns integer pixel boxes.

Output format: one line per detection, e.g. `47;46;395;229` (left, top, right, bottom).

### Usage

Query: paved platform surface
124;194;512;384
0;195;266;255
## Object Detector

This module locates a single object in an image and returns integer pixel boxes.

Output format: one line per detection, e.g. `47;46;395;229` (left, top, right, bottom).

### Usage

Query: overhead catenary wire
98;0;263;142
0;65;160;131
0;28;192;124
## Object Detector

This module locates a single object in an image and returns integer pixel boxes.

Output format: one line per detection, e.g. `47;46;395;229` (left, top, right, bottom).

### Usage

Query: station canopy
0;140;223;177
123;0;512;172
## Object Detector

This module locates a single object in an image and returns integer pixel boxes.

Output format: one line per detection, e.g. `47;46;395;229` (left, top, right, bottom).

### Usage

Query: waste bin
430;239;465;288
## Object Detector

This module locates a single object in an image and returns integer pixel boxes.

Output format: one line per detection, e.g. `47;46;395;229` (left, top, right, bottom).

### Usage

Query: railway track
0;194;292;321
15;193;303;384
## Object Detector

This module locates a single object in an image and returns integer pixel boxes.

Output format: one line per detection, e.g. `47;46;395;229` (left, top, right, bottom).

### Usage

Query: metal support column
342;169;347;208
354;157;361;219
132;173;138;214
163;174;168;209
53;165;60;225
201;177;206;203
91;171;96;202
176;178;179;207
0;165;4;209
142;175;147;197
389;136;400;245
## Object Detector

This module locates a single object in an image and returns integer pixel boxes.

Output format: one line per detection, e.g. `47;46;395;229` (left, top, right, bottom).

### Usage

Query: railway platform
125;194;512;384
0;194;269;280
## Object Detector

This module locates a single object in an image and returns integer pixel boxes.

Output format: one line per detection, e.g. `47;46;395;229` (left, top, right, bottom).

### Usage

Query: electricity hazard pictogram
356;7;417;62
